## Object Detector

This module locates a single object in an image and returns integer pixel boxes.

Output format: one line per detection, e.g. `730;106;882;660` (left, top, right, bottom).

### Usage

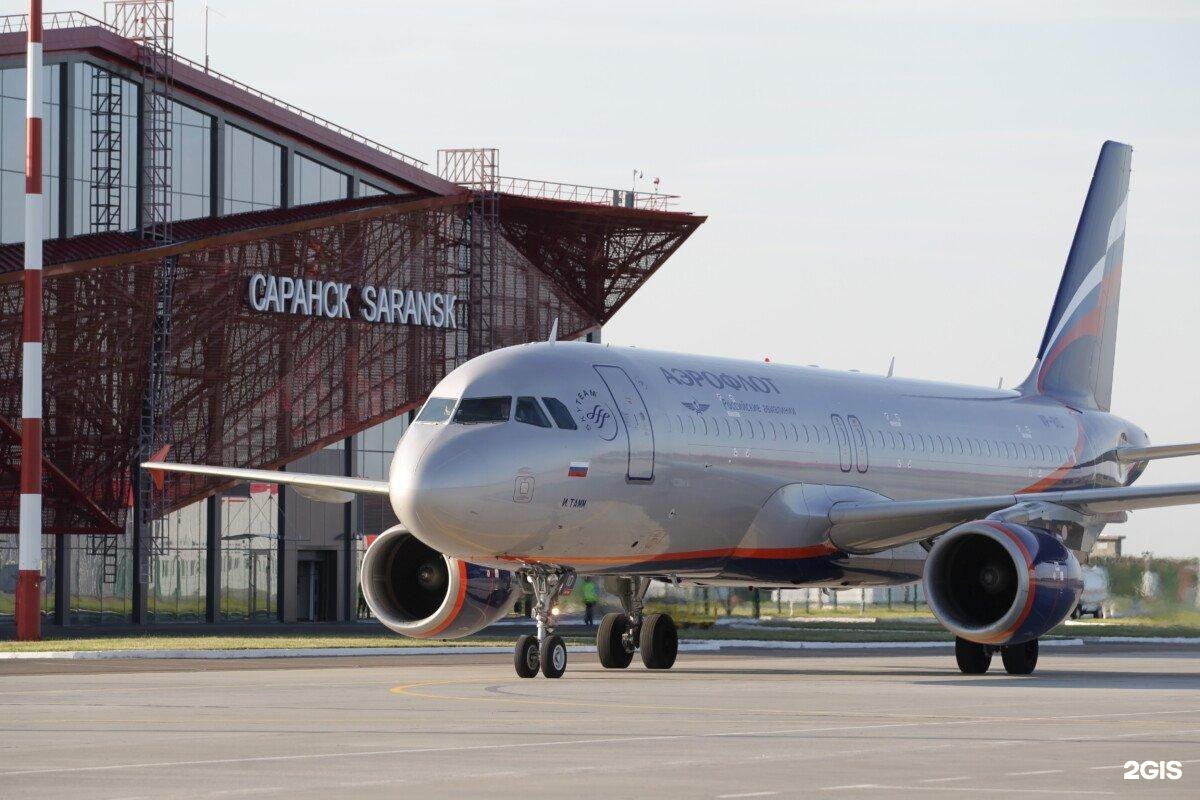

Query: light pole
16;0;45;642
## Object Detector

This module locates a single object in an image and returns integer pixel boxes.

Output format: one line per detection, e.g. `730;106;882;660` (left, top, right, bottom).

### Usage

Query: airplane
149;140;1200;679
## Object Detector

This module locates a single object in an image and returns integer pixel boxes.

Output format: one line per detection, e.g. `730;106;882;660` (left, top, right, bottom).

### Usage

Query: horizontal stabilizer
1113;442;1200;464
142;462;391;498
828;482;1200;553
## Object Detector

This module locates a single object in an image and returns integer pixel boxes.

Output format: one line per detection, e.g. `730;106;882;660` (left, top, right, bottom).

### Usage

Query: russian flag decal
568;461;589;478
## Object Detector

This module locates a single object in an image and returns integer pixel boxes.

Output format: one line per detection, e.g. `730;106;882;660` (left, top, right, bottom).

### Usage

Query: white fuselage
389;342;1144;587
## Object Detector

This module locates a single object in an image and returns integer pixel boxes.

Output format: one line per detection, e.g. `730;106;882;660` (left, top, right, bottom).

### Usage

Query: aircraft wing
827;482;1200;553
142;461;391;503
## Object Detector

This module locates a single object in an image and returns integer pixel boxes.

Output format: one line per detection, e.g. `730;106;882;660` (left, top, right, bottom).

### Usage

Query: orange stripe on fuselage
1018;410;1088;494
497;542;840;567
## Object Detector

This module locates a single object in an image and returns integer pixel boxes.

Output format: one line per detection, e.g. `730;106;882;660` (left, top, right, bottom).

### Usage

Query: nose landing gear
513;569;574;678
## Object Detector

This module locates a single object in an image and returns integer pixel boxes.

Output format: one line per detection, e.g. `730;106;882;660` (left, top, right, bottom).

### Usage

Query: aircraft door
595;365;655;480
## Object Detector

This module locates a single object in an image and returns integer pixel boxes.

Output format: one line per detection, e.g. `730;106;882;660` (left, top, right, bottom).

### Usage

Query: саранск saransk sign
246;273;457;329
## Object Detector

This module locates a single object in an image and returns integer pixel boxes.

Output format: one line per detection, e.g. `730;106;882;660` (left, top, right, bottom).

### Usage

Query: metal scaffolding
105;0;178;618
438;149;499;356
88;67;123;233
106;0;175;241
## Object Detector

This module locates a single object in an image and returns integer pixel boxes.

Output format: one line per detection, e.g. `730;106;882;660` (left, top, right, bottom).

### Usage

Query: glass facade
354;414;408;541
293;153;348;206
1;60;394;242
70;62;138;235
167;98;214;222
217;487;279;621
146;503;207;622
222;124;282;214
64;533;132;624
0;65;60;243
0;54;430;628
359;181;388;198
0;539;55;620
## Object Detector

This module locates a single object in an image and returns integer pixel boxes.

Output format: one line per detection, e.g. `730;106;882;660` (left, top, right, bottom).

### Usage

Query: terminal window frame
454;396;512;424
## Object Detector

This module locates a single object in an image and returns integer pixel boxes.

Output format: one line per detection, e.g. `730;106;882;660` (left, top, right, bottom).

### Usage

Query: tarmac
1;642;1198;799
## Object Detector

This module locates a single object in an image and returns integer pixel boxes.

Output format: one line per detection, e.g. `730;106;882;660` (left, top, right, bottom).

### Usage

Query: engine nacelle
360;525;519;639
924;520;1082;646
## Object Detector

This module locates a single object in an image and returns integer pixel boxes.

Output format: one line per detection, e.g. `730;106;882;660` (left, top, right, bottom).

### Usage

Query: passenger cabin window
416;397;456;423
454;396;511;424
515;397;552;428
541;397;577;430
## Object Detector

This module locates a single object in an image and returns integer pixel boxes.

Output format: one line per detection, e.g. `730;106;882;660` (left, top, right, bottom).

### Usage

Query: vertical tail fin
1020;141;1132;411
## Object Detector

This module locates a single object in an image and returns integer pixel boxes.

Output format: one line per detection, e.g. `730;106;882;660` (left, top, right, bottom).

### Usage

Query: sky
51;1;1200;556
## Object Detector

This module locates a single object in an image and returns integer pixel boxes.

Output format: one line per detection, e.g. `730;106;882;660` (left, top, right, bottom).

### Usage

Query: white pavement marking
689;639;1085;650
822;786;1114;796
5;702;1199;778
921;776;971;782
1008;770;1065;776
716;793;779;798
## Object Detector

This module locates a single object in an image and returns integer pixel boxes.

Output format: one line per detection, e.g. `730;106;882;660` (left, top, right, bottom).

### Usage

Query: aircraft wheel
639;613;678;670
1070;605;1081;620
954;637;992;674
1095;607;1105;619
514;634;540;678
1001;639;1039;675
540;634;568;679
597;613;634;668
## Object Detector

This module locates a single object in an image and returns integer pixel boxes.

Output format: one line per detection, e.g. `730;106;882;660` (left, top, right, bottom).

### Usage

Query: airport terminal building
0;8;702;627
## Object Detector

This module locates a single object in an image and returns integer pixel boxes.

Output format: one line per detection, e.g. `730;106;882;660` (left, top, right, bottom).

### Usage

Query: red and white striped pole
16;0;44;642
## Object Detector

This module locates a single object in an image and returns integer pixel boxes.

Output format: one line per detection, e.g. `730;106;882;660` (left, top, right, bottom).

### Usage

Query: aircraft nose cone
395;424;538;559
397;432;491;556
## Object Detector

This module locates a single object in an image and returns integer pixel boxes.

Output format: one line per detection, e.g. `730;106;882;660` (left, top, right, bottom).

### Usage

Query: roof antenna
997;376;1004;389
886;356;895;378
548;318;559;343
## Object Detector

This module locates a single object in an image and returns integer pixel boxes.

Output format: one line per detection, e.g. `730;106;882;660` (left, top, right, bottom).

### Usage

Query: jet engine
923;520;1082;646
360;524;519;639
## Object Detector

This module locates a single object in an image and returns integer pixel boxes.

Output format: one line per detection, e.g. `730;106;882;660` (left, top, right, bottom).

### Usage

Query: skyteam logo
574;389;618;442
681;399;710;414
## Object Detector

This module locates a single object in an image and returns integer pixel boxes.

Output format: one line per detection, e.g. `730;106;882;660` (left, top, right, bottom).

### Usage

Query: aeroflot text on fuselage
245;273;458;329
659;366;781;394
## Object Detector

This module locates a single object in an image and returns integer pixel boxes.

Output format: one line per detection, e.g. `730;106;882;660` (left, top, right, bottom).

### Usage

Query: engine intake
924;520;1082;646
360;525;518;639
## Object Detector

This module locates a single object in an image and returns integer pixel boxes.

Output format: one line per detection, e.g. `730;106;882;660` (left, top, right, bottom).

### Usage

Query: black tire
639;613;678;670
1070;605;1081;620
597;613;634;669
514;634;539;678
954;637;992;674
1095;607;1105;619
540;634;567;679
1001;639;1039;675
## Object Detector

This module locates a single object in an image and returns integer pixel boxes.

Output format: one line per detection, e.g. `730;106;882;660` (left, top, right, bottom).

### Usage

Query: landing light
551;606;561;616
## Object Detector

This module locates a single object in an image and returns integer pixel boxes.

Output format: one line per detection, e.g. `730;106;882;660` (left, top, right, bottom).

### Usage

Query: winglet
548;318;559;343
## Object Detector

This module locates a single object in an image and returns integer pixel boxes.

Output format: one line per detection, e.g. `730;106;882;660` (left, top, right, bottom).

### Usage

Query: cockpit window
542;397;577;430
416;397;456;423
515;397;552;428
453;396;511;424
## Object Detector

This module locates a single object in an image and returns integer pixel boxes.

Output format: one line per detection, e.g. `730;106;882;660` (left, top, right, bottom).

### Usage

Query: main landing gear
513;569;573;679
596;577;678;671
954;637;1039;675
